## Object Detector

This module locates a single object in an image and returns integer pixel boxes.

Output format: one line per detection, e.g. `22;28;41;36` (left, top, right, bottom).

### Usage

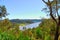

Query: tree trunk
54;22;60;40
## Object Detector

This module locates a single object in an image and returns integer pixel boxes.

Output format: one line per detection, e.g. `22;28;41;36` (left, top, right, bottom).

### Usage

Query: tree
0;5;8;20
42;0;60;40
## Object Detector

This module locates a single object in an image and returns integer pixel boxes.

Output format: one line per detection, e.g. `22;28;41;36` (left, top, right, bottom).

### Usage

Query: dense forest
0;18;59;40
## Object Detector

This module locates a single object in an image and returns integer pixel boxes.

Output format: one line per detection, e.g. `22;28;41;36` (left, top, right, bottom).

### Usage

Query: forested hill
10;19;41;24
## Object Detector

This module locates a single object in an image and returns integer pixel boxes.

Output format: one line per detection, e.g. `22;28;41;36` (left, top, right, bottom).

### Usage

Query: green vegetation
0;5;59;40
0;18;59;40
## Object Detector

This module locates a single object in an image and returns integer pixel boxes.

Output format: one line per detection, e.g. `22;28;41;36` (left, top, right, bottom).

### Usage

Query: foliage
0;18;59;40
0;6;8;19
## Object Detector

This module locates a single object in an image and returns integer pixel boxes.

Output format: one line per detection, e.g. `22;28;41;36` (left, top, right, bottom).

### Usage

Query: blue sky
0;0;48;19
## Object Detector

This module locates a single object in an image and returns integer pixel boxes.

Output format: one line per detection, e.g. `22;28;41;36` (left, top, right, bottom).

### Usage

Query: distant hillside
10;19;41;24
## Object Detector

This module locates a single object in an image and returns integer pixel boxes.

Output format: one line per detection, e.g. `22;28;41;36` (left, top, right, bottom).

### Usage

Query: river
19;22;41;30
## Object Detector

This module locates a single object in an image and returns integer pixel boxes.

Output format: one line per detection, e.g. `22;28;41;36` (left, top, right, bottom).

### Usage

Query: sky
0;0;49;19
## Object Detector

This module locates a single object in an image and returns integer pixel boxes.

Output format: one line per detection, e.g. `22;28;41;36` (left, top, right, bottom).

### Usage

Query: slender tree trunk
54;22;60;40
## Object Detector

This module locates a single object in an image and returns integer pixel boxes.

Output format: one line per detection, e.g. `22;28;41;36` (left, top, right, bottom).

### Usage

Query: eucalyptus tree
0;5;8;20
42;0;60;40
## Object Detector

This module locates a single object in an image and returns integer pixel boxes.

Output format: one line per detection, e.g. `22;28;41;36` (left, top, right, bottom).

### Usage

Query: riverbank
19;22;41;30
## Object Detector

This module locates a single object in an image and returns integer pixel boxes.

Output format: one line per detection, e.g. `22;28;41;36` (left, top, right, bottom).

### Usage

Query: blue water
19;22;41;30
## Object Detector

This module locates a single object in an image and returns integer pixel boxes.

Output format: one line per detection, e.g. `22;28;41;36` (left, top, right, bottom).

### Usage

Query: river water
19;22;41;30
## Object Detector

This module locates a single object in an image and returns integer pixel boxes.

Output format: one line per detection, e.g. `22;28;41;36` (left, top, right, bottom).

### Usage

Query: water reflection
19;22;41;30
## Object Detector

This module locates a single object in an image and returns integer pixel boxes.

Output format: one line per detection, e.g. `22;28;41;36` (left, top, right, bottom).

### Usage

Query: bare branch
50;13;57;23
51;1;54;4
49;6;57;23
55;0;59;17
42;0;47;4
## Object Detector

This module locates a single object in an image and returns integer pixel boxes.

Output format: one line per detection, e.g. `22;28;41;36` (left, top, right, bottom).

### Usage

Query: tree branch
51;1;54;4
42;0;47;4
50;6;57;23
55;0;59;17
42;0;57;23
